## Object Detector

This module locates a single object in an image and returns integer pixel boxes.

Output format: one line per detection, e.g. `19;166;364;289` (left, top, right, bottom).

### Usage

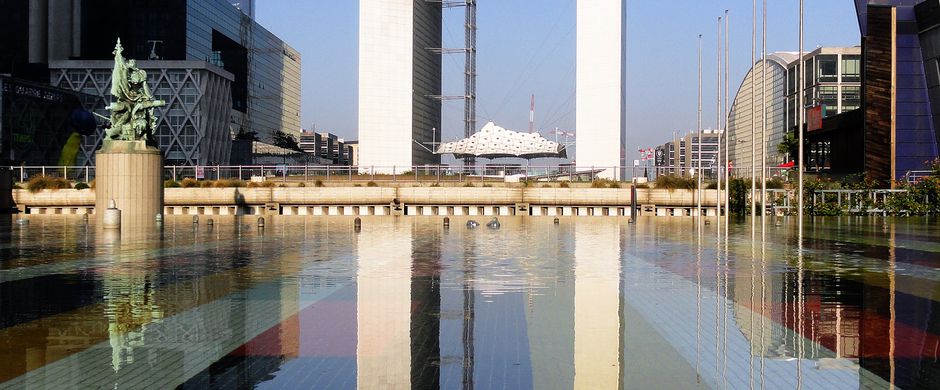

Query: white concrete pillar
576;0;626;180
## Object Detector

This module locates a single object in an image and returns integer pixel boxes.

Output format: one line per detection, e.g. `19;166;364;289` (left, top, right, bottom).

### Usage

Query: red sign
807;105;823;132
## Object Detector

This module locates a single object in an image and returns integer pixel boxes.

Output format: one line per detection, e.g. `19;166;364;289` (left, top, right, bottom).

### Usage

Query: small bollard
443;217;451;228
155;213;163;223
486;218;500;229
628;218;634;224
354;217;362;232
192;215;199;225
467;220;479;229
83;214;89;224
257;217;265;228
207;218;214;226
704;220;711;226
16;217;28;226
553;217;560;225
103;199;121;230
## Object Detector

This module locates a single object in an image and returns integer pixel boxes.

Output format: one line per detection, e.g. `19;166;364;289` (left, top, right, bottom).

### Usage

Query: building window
842;86;860;111
819;86;838;117
817;55;838;83
841;55;861;82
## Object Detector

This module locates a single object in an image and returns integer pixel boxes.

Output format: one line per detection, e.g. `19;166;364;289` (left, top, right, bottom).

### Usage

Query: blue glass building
855;0;940;183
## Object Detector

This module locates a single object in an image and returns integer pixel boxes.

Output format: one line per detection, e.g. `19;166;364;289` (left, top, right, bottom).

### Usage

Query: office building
855;0;940;183
727;48;860;174
727;53;798;173
358;0;442;172
298;131;357;165
52;60;234;166
654;130;721;179
0;0;301;165
576;0;626;179
0;76;91;165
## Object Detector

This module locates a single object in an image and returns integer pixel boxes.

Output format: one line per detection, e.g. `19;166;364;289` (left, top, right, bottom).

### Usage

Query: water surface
0;215;938;389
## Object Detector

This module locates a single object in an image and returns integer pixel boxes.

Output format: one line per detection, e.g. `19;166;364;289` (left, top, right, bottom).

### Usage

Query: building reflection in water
356;220;414;388
573;221;622;388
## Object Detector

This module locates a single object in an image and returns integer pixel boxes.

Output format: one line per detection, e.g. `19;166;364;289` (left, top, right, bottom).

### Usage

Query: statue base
95;140;163;228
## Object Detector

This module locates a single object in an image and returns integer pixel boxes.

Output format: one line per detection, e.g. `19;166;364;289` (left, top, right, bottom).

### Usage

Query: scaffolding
425;0;476;166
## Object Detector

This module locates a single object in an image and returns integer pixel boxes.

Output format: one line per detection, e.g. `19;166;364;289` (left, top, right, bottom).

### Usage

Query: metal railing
6;165;661;184
904;170;935;184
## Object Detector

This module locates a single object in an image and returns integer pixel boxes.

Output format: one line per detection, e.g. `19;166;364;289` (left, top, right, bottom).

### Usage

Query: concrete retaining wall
13;187;723;217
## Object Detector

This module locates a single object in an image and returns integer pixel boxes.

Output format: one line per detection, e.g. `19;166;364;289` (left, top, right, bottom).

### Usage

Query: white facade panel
359;0;415;173
576;0;626;179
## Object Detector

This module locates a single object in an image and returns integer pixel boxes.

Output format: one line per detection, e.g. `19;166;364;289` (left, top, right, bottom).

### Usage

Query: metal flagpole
798;0;805;224
724;10;730;223
761;0;768;222
716;16;722;220
698;34;703;218
751;2;757;220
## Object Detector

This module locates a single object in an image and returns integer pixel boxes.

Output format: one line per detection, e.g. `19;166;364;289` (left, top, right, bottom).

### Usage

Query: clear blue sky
256;0;861;163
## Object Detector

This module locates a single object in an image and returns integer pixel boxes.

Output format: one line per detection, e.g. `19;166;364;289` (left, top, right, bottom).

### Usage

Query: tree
272;130;301;152
235;128;259;141
777;131;798;162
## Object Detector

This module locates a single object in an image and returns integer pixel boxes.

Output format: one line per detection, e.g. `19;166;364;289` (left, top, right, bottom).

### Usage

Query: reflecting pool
0;215;938;389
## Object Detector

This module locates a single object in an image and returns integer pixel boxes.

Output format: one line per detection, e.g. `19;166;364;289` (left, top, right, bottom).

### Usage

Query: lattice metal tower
426;0;477;167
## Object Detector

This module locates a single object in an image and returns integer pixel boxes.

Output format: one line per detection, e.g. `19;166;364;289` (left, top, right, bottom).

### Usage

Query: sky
256;0;861;164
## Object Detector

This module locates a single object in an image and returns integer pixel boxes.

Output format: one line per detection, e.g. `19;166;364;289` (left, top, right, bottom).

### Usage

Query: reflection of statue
106;39;165;145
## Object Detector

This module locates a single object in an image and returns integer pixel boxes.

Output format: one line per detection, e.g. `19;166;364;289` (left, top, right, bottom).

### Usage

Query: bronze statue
106;39;165;145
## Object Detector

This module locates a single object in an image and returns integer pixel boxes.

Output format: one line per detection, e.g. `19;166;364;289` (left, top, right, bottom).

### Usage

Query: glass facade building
856;0;940;182
786;48;862;132
51;61;235;166
0;0;300;166
727;52;798;174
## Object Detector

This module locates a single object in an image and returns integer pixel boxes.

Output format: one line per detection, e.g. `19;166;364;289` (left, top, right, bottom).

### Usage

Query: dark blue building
854;0;940;184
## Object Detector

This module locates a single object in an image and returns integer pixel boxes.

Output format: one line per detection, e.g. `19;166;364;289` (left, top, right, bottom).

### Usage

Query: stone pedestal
95;141;163;228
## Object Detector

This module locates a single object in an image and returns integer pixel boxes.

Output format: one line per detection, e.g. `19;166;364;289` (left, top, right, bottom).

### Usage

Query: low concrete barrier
13;187;723;217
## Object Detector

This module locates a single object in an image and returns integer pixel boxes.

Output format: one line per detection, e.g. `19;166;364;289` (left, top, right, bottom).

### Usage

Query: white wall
576;0;626;179
358;0;414;173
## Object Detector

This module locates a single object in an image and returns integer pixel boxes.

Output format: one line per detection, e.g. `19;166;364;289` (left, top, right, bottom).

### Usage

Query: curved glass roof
436;122;567;159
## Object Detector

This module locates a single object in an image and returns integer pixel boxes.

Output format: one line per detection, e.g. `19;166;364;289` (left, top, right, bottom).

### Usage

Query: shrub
655;175;697;190
13;184;21;190
26;176;70;193
164;179;180;188
199;180;214;188
315;179;324;187
90;179;95;189
559;181;570;188
482;184;493;188
766;178;785;189
74;182;90;190
367;181;379;187
542;184;552;188
430;183;441;187
212;179;246;188
298;182;306;188
180;178;199;188
591;179;621;188
463;182;475;187
247;180;275;188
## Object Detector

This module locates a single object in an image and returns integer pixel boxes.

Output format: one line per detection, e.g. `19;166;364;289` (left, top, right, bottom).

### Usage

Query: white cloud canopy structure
435;122;567;159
